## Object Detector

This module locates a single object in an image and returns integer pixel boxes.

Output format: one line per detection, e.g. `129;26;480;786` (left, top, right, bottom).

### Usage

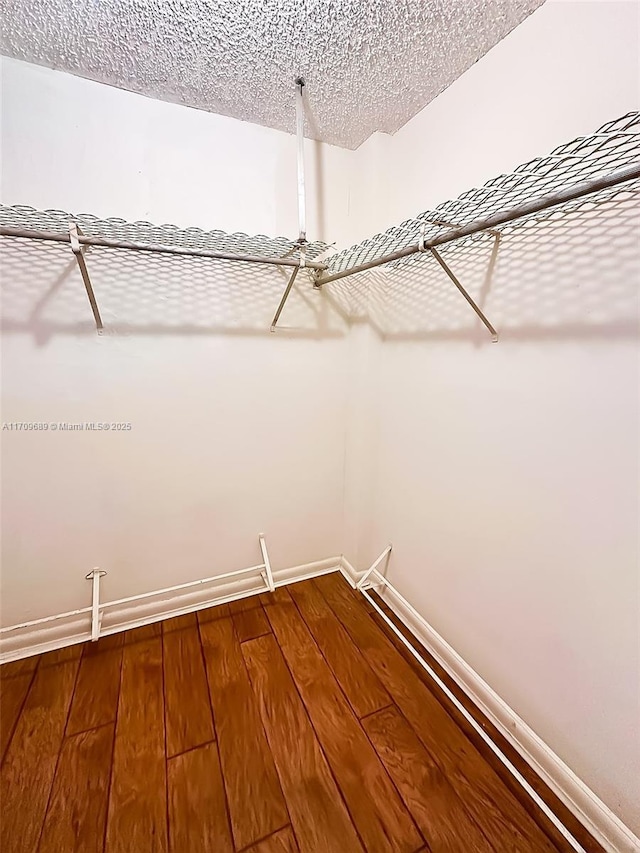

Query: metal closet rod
0;225;328;271
315;162;640;286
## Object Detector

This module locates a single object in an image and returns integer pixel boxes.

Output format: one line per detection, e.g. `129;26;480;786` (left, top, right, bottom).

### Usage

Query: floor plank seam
161;630;171;853
102;638;124;853
237;624;297;840
166;738;217;761
213;738;237;853
235;822;292;852
197;620;239;849
233;602;273;644
283;582;428;850
37;657;82;851
0;659;40;766
199;616;282;850
294;584;393;729
285;584;373;724
241;620;356;851
358;702;396;721
64;719;118;739
353;705;430;851
197;621;219;743
260;594;377;853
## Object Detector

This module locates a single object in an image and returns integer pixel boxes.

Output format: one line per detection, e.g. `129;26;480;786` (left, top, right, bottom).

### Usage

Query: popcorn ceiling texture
1;0;544;149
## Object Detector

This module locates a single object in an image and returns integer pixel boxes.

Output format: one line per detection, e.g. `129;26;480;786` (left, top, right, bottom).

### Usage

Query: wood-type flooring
0;573;604;852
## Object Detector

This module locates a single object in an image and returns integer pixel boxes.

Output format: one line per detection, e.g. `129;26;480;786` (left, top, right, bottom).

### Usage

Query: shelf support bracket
85;568;107;642
430;247;499;342
258;534;275;592
271;242;305;331
69;221;103;333
270;265;300;331
357;544;392;590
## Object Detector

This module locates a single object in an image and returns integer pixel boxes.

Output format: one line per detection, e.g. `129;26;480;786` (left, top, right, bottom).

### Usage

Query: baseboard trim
0;556;342;664
353;564;639;853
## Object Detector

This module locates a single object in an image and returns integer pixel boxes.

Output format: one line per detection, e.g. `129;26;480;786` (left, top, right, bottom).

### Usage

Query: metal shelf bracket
430;247;499;342
69;221;103;334
357;544;392;590
85;568;108;642
259;534;275;592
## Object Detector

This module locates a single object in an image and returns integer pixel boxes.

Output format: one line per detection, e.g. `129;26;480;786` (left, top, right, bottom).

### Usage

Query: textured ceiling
1;0;544;149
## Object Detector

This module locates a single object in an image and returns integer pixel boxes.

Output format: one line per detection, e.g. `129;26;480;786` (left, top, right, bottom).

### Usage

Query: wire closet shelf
0;205;331;332
0;208;330;269
315;111;640;340
320;112;640;277
1;112;639;338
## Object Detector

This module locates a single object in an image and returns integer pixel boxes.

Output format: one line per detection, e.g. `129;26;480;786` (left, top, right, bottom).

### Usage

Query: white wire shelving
314;111;640;340
1;113;638;338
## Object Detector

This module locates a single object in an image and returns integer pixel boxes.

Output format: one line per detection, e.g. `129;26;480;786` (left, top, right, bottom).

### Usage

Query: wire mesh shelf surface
1;112;638;339
0;205;331;263
323;112;640;276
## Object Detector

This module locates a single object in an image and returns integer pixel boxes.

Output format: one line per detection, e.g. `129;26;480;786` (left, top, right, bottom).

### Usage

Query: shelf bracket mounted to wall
85;568;107;642
357;545;392;590
419;217;500;341
271;264;300;331
69;220;103;334
258;534;276;592
429;247;499;342
415;221;499;342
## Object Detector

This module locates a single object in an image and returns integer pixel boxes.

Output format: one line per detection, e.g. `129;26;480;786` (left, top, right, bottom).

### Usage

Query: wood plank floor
0;573;601;853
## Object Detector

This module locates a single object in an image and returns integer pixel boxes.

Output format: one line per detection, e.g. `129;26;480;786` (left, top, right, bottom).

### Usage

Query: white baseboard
338;554;360;587
0;556;341;664
359;569;640;853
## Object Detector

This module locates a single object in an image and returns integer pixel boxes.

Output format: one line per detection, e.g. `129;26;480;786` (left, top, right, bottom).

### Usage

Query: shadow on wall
326;182;640;347
0;239;349;346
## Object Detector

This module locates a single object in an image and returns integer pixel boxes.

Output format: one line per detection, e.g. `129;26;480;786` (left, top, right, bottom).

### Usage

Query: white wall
0;57;356;625
347;0;640;835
